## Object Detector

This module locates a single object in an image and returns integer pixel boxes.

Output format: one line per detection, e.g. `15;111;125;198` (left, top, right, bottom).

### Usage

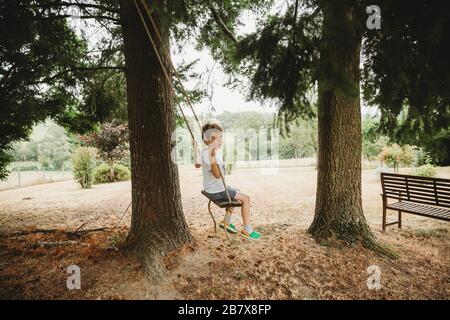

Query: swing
133;0;240;241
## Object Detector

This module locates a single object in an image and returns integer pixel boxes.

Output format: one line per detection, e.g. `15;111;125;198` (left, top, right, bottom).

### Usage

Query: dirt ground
0;166;449;299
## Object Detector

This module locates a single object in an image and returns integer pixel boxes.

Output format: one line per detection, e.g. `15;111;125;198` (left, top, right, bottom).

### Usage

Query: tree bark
308;2;375;245
119;0;193;281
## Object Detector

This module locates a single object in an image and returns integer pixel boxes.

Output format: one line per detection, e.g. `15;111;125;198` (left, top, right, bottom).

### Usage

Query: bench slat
403;204;450;217
382;172;450;184
383;178;450;191
383;181;450;195
387;201;450;221
385;186;450;201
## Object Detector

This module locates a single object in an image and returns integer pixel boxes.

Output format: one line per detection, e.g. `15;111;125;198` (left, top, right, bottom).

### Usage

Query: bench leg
398;211;402;229
382;205;387;232
207;200;217;234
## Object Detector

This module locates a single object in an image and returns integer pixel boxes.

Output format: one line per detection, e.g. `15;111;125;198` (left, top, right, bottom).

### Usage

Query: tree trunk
109;158;115;182
119;0;193;281
308;2;375;245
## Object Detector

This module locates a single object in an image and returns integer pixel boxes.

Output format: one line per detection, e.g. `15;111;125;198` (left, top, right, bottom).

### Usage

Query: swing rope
132;0;233;205
132;0;196;142
139;0;203;133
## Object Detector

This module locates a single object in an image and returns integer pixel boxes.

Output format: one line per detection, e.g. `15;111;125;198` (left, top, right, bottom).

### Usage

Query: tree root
308;218;399;259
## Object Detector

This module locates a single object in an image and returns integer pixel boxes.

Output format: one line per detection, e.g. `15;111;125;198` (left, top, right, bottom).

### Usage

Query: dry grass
0;166;449;299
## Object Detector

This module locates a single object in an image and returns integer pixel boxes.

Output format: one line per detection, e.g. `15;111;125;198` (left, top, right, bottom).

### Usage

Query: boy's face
209;130;223;149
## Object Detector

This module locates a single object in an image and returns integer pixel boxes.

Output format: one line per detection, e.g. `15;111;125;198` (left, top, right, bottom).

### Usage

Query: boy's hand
208;143;216;158
208;137;217;158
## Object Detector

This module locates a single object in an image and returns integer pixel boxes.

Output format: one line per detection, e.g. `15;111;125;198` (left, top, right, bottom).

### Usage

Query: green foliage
0;0;89;179
206;0;449;165
9;141;38;162
72;147;97;188
93;163;130;184
361;117;389;161
0;1;128;179
362;1;450;159
225;162;234;175
410;164;437;178
420;129;450;166
233;4;320;131
79;122;129;165
37;125;72;170
280;120;317;159
414;148;433;167
12;164;40;171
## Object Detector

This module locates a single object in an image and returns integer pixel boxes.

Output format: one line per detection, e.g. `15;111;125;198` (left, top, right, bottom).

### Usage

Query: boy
198;121;261;240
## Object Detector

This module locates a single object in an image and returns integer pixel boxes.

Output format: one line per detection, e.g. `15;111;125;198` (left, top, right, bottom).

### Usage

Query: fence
0;170;73;191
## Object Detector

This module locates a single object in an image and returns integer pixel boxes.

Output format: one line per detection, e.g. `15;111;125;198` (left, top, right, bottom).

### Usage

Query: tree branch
24;14;120;23
291;0;300;47
33;66;125;85
209;5;238;44
73;0;117;34
24;1;119;14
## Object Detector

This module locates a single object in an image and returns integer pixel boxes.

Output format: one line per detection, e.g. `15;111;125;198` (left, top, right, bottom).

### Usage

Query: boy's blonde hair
202;121;223;144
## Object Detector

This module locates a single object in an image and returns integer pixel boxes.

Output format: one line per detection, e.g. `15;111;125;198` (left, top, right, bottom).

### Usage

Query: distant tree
362;118;389;162
37;125;71;170
362;2;450;167
378;144;416;172
79;122;129;181
216;0;449;251
9;141;38;162
280;120;317;159
72;146;97;189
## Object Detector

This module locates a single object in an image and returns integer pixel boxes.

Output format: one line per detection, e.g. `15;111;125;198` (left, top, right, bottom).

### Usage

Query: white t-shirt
202;149;226;193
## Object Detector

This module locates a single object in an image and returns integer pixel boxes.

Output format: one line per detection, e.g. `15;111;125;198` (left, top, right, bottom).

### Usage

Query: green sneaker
219;222;238;234
240;230;261;241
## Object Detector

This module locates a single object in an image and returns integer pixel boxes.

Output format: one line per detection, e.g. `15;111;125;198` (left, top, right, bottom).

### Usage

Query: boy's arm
208;149;222;179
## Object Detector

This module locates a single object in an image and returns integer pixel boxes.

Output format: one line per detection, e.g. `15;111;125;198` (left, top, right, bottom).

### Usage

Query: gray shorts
204;186;239;202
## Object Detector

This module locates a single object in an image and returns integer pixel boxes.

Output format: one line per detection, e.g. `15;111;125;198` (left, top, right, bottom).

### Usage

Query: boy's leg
234;192;251;226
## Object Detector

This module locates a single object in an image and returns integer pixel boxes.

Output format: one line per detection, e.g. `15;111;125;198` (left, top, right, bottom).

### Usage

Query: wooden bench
380;172;450;231
201;190;242;240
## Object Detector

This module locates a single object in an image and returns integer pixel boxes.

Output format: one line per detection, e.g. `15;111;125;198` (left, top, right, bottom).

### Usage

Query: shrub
79;122;129;165
13;164;40;171
378;143;416;172
94;163;131;184
225;162;235;175
410;164;437;177
72;147;97;188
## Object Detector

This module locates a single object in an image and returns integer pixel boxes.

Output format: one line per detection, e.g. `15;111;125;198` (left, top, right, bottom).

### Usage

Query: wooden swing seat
201;190;242;241
201;190;242;208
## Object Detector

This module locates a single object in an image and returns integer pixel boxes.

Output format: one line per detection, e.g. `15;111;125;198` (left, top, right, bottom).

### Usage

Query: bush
72;147;97;188
378;143;416;171
225;162;235;175
94;163;131;184
13;164;40;171
410;164;437;177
